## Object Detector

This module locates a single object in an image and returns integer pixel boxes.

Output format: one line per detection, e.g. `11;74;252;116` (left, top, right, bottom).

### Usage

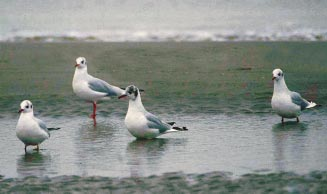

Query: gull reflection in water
76;122;117;144
74;121;120;176
16;151;52;178
272;122;308;172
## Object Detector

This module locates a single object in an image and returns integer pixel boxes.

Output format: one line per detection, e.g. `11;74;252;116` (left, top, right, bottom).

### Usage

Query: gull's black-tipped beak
118;94;127;99
18;109;24;113
75;64;79;67
272;77;276;80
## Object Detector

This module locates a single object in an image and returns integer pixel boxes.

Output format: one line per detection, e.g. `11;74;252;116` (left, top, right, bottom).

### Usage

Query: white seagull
271;68;317;123
119;85;188;139
72;57;124;125
16;100;59;152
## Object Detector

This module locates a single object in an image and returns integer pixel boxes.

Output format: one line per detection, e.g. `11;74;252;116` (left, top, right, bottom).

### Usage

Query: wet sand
1;171;327;193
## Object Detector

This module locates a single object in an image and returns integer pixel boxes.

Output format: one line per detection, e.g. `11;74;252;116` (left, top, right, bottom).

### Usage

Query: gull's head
19;100;33;113
272;68;284;81
119;85;140;101
75;57;87;69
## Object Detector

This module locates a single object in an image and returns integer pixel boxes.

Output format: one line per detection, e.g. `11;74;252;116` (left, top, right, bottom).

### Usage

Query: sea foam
2;29;327;42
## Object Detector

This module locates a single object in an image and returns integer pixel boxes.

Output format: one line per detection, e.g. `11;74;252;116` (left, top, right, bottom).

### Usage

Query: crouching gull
119;85;188;139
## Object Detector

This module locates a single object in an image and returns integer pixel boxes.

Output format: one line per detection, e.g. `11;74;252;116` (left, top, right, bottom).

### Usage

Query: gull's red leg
90;102;97;119
90;102;97;126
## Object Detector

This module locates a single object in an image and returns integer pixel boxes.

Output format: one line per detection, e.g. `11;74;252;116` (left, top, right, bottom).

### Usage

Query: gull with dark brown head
119;85;187;139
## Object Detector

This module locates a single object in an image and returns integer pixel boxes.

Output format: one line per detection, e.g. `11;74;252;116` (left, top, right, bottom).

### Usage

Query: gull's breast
16;118;49;145
272;94;301;118
125;110;159;138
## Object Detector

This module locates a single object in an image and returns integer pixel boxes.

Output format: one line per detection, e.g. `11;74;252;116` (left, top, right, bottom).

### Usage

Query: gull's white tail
306;101;317;109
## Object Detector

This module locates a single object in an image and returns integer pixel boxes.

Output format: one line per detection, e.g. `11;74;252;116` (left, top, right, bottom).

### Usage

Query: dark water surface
0;42;326;191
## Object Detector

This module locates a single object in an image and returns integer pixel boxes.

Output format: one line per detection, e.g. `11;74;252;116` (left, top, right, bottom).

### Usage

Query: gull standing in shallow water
16;100;59;152
271;68;317;123
119;85;188;139
72;57;124;125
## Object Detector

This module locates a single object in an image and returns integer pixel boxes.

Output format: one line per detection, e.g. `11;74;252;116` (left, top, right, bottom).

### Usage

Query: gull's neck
128;95;146;113
74;67;88;79
19;111;34;119
273;77;289;94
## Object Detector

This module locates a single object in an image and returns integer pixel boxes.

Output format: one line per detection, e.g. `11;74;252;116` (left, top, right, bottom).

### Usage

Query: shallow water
0;42;326;181
1;111;327;179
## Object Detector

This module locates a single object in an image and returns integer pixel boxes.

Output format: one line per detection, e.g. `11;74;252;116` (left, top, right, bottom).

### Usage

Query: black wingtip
47;127;60;131
167;122;176;126
173;126;188;131
120;87;125;90
183;127;188;131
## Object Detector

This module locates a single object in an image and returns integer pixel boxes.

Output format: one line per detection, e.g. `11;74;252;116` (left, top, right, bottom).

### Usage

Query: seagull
119;85;188;139
16;100;59;152
271;68;317;123
72;57;124;125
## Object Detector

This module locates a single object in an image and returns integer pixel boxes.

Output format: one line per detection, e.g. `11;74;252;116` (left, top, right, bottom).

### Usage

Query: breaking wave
2;29;327;42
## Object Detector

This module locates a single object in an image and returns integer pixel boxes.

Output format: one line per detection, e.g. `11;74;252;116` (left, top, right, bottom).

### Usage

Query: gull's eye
81;60;84;64
25;105;29;109
278;73;281;76
31;105;33;108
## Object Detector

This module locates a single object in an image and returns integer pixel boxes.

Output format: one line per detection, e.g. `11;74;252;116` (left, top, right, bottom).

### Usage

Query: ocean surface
1;42;327;177
1;0;327;42
0;42;326;192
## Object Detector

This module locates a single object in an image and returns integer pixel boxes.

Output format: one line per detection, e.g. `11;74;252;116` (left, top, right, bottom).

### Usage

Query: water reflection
126;138;187;177
73;121;120;176
272;122;308;172
16;151;51;177
76;122;117;144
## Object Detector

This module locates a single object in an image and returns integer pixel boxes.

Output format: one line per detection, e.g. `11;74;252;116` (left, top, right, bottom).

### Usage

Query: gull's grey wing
88;78;124;97
34;117;50;137
145;112;171;133
291;92;309;110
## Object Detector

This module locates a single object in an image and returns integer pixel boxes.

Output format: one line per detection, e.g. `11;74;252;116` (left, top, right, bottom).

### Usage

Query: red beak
75;64;79;67
18;109;24;113
118;94;127;99
272;77;276;80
